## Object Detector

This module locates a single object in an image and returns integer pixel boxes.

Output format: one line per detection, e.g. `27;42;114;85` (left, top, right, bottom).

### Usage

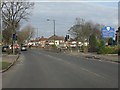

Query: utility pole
34;28;39;39
53;20;55;46
53;20;55;36
0;7;2;45
37;28;38;38
47;19;56;46
0;1;3;46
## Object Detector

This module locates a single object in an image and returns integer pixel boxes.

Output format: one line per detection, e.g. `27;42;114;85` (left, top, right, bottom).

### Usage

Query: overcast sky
23;0;118;38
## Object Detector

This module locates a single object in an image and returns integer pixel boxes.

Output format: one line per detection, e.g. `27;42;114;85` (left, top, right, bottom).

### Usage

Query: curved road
2;49;118;88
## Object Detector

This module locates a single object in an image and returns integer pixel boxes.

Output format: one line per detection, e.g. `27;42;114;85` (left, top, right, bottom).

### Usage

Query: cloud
28;0;119;2
26;2;118;37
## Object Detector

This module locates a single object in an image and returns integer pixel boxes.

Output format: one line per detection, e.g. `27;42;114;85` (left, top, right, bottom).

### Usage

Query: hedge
97;46;118;54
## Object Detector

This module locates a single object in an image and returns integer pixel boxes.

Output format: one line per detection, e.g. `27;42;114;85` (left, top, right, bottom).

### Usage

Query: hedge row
97;46;119;54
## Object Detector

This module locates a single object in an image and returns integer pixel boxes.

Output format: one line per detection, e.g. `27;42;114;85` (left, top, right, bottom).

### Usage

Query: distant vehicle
70;44;77;48
14;44;20;49
2;45;9;52
57;44;67;49
21;45;27;51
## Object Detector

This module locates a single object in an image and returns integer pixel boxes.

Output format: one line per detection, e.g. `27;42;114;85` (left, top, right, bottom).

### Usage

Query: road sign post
12;33;17;54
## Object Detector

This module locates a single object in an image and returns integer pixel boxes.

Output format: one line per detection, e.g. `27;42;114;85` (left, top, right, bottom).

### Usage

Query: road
2;49;118;88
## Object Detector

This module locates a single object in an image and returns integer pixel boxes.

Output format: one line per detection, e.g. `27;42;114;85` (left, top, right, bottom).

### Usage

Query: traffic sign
102;26;115;38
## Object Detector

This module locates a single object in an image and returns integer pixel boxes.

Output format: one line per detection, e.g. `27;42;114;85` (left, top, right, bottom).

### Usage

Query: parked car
2;45;9;52
21;45;27;51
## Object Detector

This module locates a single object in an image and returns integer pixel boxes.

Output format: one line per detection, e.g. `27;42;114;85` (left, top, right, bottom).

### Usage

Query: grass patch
0;62;12;70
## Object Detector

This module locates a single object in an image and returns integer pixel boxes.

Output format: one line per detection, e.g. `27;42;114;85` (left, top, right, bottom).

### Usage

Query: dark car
21;45;27;51
2;45;9;52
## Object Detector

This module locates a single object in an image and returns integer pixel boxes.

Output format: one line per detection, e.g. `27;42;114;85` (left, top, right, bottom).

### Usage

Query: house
28;38;39;47
48;35;65;46
65;38;89;48
39;37;48;48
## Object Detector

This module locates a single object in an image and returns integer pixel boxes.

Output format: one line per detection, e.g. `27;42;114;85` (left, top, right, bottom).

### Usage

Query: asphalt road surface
2;49;118;88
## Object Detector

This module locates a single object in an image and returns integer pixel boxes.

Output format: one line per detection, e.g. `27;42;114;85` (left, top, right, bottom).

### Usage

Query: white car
21;45;27;51
57;44;67;49
70;44;77;48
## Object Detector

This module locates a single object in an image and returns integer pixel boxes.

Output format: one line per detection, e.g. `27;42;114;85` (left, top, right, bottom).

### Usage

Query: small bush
118;45;120;55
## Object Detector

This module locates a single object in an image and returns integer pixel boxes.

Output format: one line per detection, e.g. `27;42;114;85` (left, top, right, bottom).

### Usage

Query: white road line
44;54;105;79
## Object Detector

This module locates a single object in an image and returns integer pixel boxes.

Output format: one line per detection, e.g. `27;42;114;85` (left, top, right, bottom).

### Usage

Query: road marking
45;55;63;61
79;67;105;79
31;50;110;79
44;54;105;79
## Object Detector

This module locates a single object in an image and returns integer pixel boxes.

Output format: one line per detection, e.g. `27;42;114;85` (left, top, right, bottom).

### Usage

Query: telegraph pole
47;19;56;46
37;28;38;38
53;20;55;46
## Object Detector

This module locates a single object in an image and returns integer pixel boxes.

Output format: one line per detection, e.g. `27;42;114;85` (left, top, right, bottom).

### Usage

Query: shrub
97;46;118;54
89;34;99;52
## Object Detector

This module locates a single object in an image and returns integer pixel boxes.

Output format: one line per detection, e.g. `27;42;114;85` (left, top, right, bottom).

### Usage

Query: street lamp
47;19;56;46
0;9;3;45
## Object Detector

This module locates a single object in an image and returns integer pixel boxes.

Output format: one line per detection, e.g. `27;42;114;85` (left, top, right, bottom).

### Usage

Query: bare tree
2;28;12;44
69;18;92;44
18;24;35;44
1;1;34;44
68;17;103;53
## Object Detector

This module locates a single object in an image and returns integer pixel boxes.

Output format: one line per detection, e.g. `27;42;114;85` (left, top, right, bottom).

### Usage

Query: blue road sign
102;26;115;38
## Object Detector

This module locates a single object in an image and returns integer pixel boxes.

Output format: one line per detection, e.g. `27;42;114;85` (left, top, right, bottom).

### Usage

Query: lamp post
47;19;56;46
33;27;39;39
0;8;2;46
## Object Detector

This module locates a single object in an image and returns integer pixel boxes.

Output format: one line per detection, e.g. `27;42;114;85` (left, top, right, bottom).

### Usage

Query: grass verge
0;62;12;70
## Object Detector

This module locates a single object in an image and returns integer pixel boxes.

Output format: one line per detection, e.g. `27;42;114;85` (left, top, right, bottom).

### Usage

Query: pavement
2;54;18;63
2;49;118;88
1;54;20;73
38;48;119;63
61;50;119;63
